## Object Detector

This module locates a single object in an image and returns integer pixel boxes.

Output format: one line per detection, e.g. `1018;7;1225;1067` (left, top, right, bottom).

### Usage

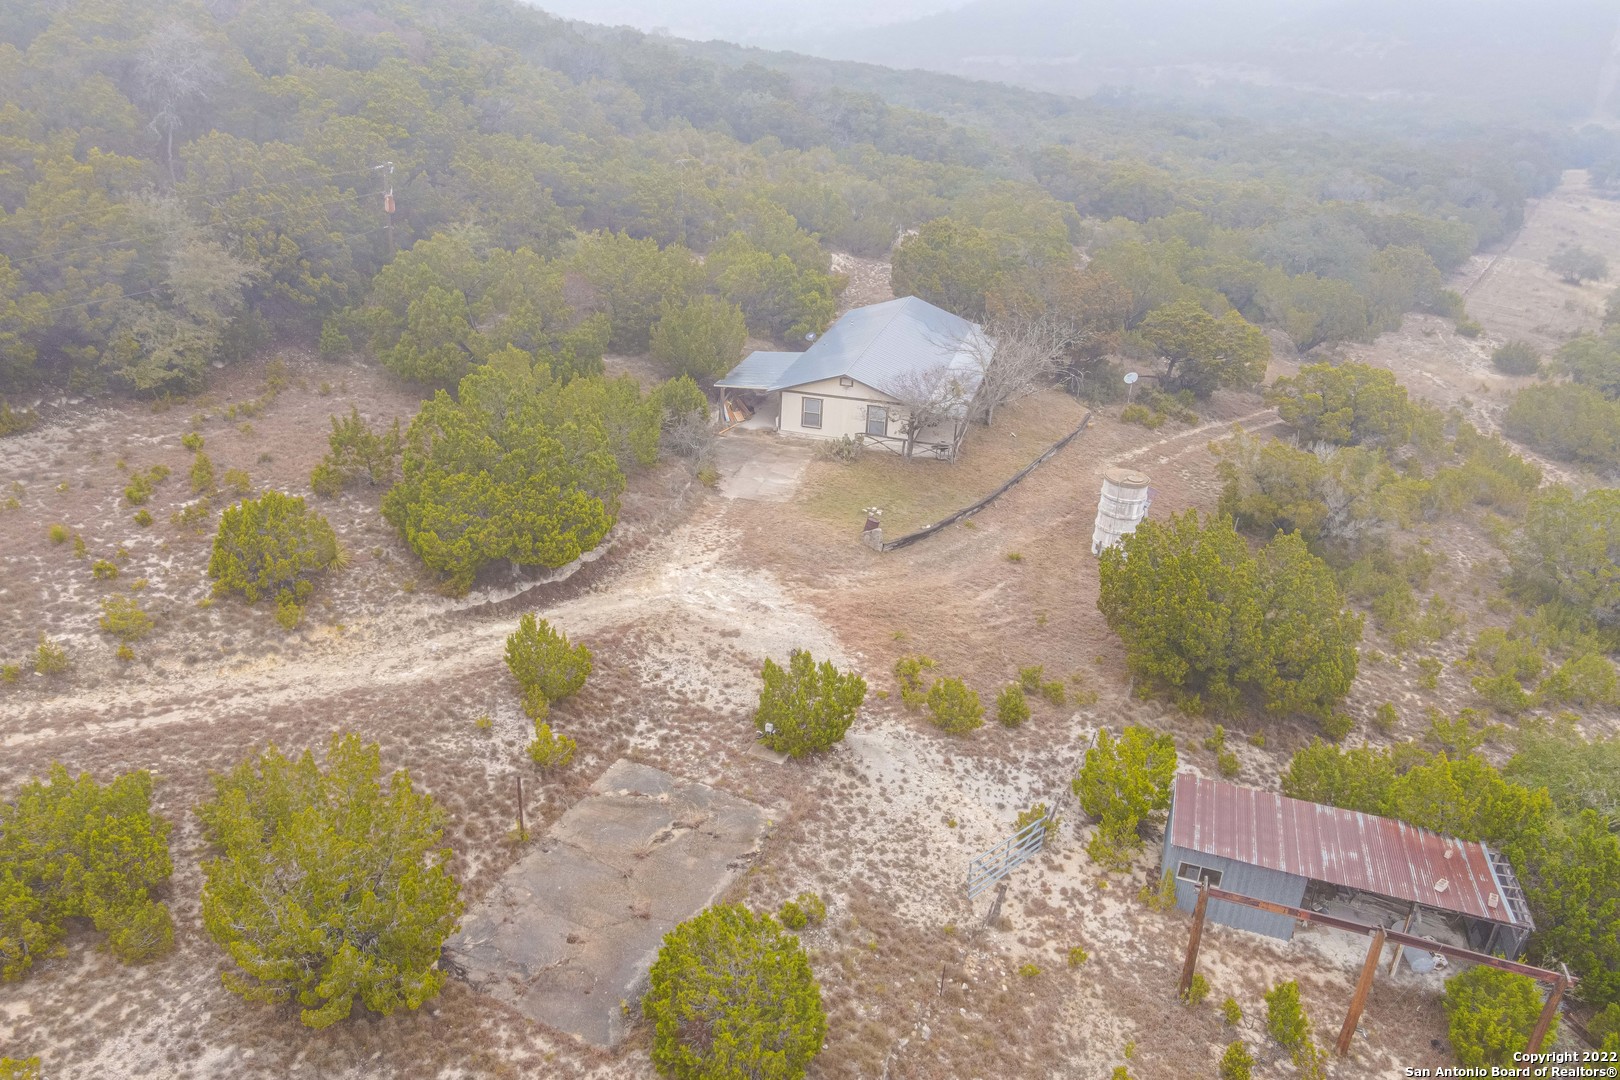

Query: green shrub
527;723;577;770
122;465;170;506
504;613;592;720
1017;665;1045;692
755;650;867;757
1417;656;1443;689
310;408;403;495
925;677;982;735
98;596;154;642
198;734;463;1028
91;558;118;581
133;508;152;527
190;451;214;493
1538;652;1620;707
1;664;17;684
1217;749;1241;778
181;431;204;452
1138;869;1178;912
33;636;67;676
1015;802;1060;844
1121;402;1165;428
1373;702;1398;734
0;402;40;438
1221;997;1243;1025
778;898;808;930
1442;966;1550;1067
643;904;825;1080
1203;725;1227;753
1183;971;1210;1005
209;491;338;623
780;891;826;928
221;467;251;496
894;655;936;709
1068;946;1089;967
996;684;1030;727
1321;712;1355;741
1018;962;1041;978
46;524;68;545
0;765;174;980
1264;981;1311;1051
1039;679;1066;706
1075;727;1177;869
1218;1040;1254;1080
1491;341;1541;376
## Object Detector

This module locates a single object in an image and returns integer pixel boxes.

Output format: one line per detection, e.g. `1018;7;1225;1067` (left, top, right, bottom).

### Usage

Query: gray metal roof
716;297;989;402
713;350;799;390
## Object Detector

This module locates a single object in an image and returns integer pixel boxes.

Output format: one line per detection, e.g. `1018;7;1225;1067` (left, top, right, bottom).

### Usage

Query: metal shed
1160;774;1534;956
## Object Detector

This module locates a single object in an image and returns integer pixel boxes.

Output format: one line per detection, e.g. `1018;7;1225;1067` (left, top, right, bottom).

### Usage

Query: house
1160;773;1534;962
714;296;989;460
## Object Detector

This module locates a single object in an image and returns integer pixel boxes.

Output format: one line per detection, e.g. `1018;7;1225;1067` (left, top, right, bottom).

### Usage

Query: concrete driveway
713;433;813;502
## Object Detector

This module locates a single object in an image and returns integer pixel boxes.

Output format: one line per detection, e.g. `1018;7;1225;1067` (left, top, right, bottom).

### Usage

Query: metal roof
716;296;989;401
1168;773;1527;927
713;351;799;390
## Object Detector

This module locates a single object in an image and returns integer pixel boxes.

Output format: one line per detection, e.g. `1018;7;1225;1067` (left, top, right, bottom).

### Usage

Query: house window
801;396;823;429
1176;861;1223;889
866;405;888;436
839;376;855;388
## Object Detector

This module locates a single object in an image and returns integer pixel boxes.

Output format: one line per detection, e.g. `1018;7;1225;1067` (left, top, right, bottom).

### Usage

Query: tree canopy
1;766;174;981
1266;361;1416;447
198;733;463;1028
1097;511;1361;722
380;356;630;593
1139;300;1269;398
754;650;867;758
643;903;825;1080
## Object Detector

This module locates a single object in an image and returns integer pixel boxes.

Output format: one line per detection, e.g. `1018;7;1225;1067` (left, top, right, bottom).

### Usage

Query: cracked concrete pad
445;759;770;1048
713;436;812;502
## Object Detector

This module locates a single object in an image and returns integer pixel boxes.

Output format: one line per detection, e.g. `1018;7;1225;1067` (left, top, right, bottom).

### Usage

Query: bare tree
137;22;222;183
957;312;1076;427
886;364;967;459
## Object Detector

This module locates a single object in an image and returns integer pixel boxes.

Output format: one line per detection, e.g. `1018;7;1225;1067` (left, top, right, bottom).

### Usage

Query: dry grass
798;390;1091;534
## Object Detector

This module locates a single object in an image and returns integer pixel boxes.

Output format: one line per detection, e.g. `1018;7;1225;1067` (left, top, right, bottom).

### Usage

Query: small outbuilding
1160;773;1534;960
714;295;989;460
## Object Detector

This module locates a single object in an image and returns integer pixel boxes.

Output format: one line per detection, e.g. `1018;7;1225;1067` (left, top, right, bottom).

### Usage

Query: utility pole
375;161;395;257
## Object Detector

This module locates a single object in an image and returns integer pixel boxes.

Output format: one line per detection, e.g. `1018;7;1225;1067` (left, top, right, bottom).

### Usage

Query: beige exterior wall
778;377;902;442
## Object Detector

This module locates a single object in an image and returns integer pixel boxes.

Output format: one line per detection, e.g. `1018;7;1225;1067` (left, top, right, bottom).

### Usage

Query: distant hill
789;0;1620;122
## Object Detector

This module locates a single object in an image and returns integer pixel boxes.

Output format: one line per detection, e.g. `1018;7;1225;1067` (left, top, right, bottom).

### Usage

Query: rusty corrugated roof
1169;773;1522;926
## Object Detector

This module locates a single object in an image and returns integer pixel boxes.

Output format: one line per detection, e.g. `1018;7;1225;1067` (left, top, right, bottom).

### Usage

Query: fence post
516;775;527;842
1337;927;1386;1055
1177;879;1210;998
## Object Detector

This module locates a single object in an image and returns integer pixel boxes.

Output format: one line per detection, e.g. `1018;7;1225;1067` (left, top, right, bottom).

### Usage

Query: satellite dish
1124;371;1139;385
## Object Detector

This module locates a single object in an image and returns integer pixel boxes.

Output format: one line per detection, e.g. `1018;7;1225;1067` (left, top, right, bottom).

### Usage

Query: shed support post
1337;927;1386;1056
1389;908;1414;975
1528;972;1569;1054
1177;879;1210;999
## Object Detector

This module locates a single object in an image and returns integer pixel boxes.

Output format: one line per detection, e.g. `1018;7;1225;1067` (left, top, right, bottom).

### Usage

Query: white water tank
1091;468;1151;555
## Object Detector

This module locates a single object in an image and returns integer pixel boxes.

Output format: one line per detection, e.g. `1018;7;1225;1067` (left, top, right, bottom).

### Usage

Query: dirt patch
1455;169;1620;351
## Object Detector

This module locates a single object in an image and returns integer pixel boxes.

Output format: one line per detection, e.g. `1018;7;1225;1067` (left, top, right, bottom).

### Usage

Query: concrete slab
445;760;770;1048
713;435;812;502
